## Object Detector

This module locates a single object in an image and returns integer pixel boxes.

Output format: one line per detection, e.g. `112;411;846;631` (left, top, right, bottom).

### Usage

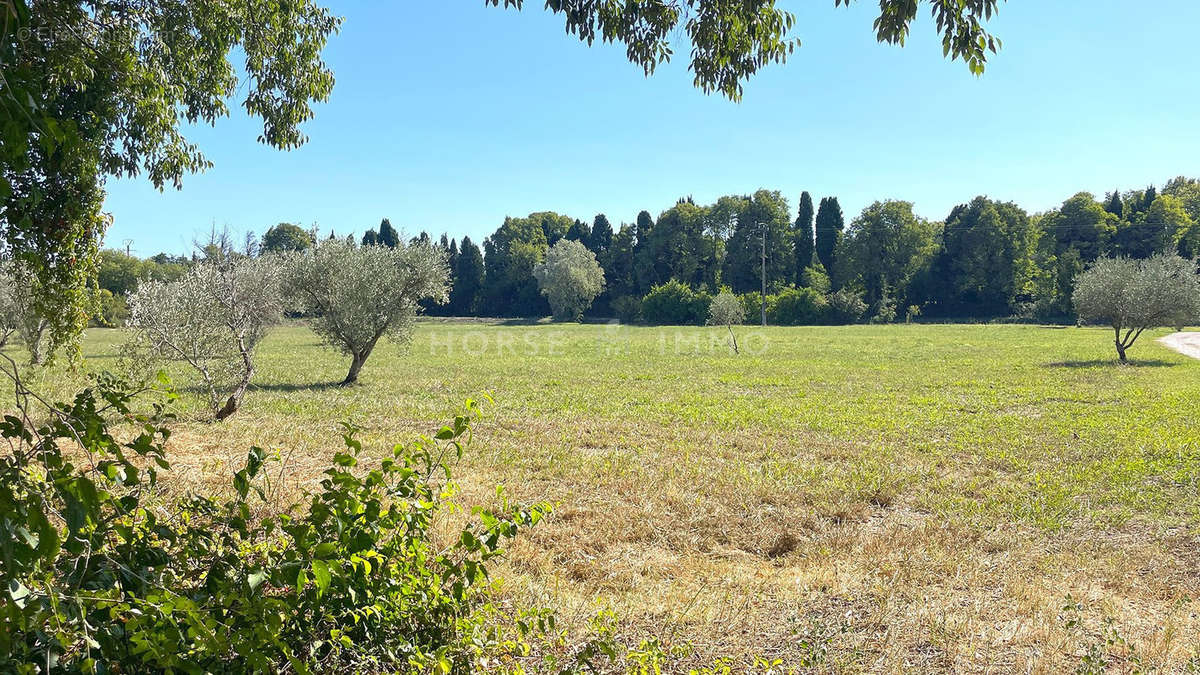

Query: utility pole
760;221;767;327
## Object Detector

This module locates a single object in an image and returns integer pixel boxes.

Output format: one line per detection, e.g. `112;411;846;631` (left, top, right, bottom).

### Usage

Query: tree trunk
341;333;383;386
1115;341;1127;362
215;331;255;420
727;324;739;354
342;352;367;385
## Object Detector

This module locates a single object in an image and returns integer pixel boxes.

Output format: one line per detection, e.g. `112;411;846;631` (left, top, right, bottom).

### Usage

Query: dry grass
8;321;1200;672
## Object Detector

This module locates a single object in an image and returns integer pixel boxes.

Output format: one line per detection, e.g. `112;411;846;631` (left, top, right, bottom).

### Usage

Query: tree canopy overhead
488;0;1004;100
1;0;340;359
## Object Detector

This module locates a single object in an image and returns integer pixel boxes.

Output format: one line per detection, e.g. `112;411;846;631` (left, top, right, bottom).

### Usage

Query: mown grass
9;322;1200;671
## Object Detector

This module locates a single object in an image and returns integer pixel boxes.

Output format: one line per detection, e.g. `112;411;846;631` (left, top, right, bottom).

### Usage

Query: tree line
91;176;1200;327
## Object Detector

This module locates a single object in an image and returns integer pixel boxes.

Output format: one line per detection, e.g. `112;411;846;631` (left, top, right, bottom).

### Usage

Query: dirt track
1159;332;1200;360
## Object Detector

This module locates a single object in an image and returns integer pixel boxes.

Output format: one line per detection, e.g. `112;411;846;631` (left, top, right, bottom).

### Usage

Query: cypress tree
814;196;844;276
1105;189;1124;218
590;214;613;254
566;218;591;243
450;236;485;316
1142;185;1158;212
361;229;378;246
794;191;815;285
377;218;400;248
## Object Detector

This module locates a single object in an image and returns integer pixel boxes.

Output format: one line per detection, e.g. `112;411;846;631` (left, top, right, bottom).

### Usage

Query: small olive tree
707;291;745;353
1073;253;1200;361
126;255;285;419
532;239;605;322
0;263;52;363
283;237;448;385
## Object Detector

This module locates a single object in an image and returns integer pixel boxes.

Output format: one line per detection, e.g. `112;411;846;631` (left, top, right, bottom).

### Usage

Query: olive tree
532;239;605;322
283;237;448;385
1072;253;1200;361
126;256;285;419
707;291;745;354
0;263;53;364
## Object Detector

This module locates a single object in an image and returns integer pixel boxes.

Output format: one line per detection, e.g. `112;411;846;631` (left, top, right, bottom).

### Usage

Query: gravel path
1159;332;1200;360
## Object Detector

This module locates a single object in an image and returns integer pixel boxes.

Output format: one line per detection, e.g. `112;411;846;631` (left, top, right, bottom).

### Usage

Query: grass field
11;321;1200;671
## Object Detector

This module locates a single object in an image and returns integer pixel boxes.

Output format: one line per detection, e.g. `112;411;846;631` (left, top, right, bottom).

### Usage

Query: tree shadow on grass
250;381;346;393
1044;359;1177;369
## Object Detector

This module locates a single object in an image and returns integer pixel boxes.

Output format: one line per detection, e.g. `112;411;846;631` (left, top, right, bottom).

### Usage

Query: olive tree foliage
706;290;745;353
1072;254;1200;362
0;0;339;362
489;0;1002;100
125;256;285;420
283;238;449;385
532;239;605;322
0;262;51;363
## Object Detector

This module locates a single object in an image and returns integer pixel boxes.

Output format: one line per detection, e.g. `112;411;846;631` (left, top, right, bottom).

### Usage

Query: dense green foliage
641;280;712;326
0;367;555;672
0;0;339;360
261;223;315;254
87;174;1200;330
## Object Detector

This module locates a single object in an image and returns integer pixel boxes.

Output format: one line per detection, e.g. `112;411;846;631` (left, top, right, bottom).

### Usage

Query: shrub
611;295;642;324
800;265;832;294
870;291;898;324
767;287;828;325
126;255;284;419
827;288;867;324
0;367;551;672
1073;253;1200;361
738;292;762;324
640;280;711;325
92;289;129;327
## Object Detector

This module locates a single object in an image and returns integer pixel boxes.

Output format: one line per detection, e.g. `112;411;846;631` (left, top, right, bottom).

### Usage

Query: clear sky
102;1;1200;256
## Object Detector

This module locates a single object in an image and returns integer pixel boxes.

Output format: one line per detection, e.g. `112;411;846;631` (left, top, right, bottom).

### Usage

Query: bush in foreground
0;365;549;672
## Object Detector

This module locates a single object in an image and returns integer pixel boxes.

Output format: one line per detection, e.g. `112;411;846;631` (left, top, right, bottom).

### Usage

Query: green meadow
16;321;1200;670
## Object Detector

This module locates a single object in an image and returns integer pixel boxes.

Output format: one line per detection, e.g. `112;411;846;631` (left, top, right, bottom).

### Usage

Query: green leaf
248;569;268;592
311;560;332;597
7;580;31;608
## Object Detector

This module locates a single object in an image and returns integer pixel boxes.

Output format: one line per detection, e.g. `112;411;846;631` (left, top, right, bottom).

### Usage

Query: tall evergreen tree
635;210;654;244
589;214;614;255
566;218;591;243
1142;185;1158;212
632;210;655;294
377;218;400;248
605;224;638;300
815;196;844;277
793;191;815;285
450;236;485;315
1105;189;1124;218
361;229;378;246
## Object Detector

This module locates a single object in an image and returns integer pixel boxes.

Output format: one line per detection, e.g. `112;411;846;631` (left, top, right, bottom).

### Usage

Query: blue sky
103;1;1200;256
